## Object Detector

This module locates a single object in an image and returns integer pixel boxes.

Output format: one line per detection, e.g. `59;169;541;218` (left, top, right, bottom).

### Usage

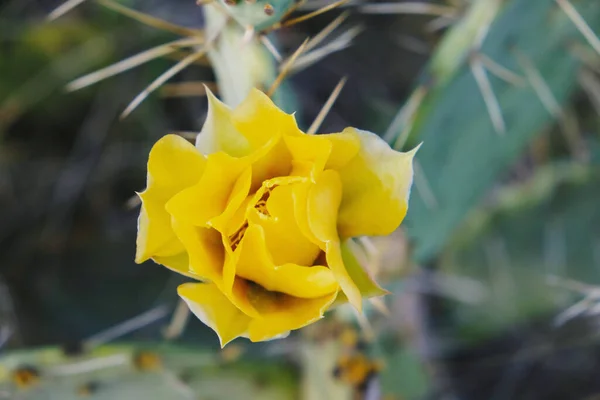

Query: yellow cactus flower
135;88;418;346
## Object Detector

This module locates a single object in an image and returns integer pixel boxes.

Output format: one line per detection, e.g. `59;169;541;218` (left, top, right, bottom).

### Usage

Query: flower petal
249;183;321;266
246;137;293;192
136;196;184;262
292;181;321;247
208;167;252;235
166;152;247;227
307;169;363;311
170;220;225;281
284;135;332;179
234;224;338;298
283;132;360;180
145;135;206;188
136;134;206;263
323;132;361;170
178;282;251;347
226;278;262;318
153;251;202;280
337;128;418;238
231;88;301;148
247;289;338;342
195;88;252;157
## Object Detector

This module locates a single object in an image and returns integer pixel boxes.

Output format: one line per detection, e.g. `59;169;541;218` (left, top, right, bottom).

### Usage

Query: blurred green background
1;0;600;399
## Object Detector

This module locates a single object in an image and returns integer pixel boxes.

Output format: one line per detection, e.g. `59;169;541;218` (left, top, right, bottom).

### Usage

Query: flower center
228;221;248;251
227;184;278;251
254;186;275;216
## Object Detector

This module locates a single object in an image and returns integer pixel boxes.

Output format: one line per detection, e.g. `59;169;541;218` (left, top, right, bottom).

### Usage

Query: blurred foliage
397;0;600;263
0;1;197;344
0;343;297;399
439;159;600;343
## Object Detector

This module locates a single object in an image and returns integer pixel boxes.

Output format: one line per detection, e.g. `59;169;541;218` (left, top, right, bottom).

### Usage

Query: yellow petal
208;167;252;235
146;135;206;188
136;135;206;263
283;135;332;179
306;169;342;250
248;183;321;266
136;195;184;262
306;169;363;311
235;224;338;298
291;181;321;247
283;132;360;180
222;277;261;319
153;251;202;280
246;136;293;192
323;132;361;170
170;219;224;281
221;234;241;294
211;236;260;319
166;152;247;227
195;88;252;157
247;289;338;342
178;282;251;347
231;88;301;148
337;128;418;238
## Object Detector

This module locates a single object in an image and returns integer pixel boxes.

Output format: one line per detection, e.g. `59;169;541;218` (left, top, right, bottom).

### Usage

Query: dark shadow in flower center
254;189;272;216
313;251;328;267
228;222;248;252
245;279;287;313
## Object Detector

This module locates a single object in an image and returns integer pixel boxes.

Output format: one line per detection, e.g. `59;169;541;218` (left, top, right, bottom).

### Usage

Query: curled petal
170;220;224;281
223;278;261;319
136;135;206;263
246;137;293;192
284;135;332;179
292;182;321;247
195;89;252;157
235;224;337;298
337;128;418;238
208;167;252;235
145;135;206;188
248;183;321;266
306;169;364;311
178;282;251;347
284;132;360;180
153;252;202;280
323;132;361;170
306;169;343;249
247;289;338;342
136;198;184;262
166;152;247;227
231;88;301;148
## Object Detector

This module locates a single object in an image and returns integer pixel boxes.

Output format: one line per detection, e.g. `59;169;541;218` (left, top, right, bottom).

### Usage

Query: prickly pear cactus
202;4;295;110
213;0;296;31
389;0;600;263
436;162;600;342
0;344;297;400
